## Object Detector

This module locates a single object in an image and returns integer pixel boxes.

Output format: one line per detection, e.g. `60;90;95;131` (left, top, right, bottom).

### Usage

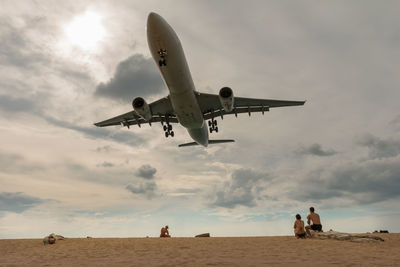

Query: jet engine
219;87;234;112
132;97;152;121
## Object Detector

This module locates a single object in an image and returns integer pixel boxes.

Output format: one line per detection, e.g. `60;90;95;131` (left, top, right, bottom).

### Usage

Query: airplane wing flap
203;106;270;120
122;115;179;127
95;113;179;127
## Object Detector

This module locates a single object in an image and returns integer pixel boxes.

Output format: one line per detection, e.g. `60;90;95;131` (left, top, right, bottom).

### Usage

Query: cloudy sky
1;0;400;238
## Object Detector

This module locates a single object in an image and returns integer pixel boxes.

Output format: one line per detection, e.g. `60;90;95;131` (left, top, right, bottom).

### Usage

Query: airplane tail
178;139;235;147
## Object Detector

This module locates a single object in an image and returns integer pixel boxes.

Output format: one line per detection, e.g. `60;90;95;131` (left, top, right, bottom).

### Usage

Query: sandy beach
0;234;398;266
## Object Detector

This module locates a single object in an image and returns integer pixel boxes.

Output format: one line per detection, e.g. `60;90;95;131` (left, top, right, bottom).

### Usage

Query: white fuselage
147;12;209;147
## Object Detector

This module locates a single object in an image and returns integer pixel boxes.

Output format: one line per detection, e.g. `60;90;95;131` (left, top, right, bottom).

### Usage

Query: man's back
307;212;321;225
305;207;323;236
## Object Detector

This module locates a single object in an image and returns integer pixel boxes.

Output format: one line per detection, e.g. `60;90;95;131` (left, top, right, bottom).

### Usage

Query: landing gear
164;125;174;137
208;118;218;133
159;59;166;66
158;49;167;66
163;124;172;132
162;119;174;138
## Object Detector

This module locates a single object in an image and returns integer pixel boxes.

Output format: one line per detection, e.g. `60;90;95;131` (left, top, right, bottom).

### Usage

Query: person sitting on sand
305;207;323;237
160;225;171;238
294;214;306;239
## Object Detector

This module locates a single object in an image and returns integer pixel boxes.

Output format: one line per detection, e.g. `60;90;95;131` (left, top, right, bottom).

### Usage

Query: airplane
94;12;305;147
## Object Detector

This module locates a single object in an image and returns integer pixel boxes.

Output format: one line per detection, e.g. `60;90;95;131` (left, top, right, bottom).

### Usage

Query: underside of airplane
95;12;305;147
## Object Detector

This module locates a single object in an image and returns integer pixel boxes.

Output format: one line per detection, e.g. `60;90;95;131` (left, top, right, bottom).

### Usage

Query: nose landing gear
158;49;167;66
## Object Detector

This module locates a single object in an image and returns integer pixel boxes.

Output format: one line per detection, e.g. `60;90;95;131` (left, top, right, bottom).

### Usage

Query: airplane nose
147;12;162;30
148;12;157;21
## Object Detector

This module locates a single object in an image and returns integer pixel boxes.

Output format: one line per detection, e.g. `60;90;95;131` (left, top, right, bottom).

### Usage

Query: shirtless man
160;225;171;237
293;214;306;239
305;207;323;237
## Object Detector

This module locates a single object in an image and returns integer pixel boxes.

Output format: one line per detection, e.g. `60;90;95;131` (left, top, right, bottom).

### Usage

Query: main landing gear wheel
159;59;167;66
163;122;174;138
208;119;219;133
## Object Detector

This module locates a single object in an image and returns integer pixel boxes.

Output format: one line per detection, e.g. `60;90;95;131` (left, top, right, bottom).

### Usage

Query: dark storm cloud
291;158;400;205
135;164;157;179
295;143;337;157
0;192;44;213
211;168;271;209
44;116;147;147
356;134;400;159
95;54;164;101
126;181;157;200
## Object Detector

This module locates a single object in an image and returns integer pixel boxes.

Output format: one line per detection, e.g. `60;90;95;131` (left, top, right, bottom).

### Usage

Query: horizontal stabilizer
209;139;235;145
179;139;235;147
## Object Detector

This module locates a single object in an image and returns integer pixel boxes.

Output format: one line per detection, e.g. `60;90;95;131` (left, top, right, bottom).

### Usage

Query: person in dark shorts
297;232;306;238
305;207;323;237
293;214;306;239
311;224;322;231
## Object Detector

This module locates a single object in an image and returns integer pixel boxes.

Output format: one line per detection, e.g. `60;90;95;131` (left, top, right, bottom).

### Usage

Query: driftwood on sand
310;230;384;242
42;233;65;245
195;233;210;237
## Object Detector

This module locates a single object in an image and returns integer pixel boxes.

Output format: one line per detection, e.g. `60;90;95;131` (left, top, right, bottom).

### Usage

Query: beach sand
1;234;398;266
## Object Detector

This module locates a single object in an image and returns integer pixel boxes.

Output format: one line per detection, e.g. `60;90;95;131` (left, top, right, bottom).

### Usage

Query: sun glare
63;11;106;51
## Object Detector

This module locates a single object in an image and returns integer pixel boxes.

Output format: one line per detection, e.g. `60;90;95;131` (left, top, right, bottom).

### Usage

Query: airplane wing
195;92;305;120
94;96;178;127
